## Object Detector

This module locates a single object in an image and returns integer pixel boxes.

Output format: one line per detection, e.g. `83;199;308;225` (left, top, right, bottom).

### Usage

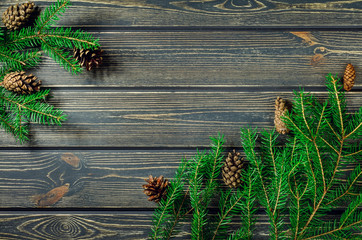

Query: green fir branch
0;46;27;70
149;157;189;240
189;150;208;240
203;134;225;203
241;128;285;240
4;27;40;50
227;168;258;240
36;0;71;32
212;189;243;240
0;88;66;127
0;28;4;42
0;109;29;143
42;27;100;50
163;189;190;240
0;0;101;143
41;40;82;74
147;71;361;239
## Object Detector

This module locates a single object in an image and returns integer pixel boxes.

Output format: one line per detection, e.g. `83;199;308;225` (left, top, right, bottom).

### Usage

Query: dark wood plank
0;150;358;209
2;0;362;27
0;212;271;240
0;150;190;208
28;31;362;87
0;90;360;147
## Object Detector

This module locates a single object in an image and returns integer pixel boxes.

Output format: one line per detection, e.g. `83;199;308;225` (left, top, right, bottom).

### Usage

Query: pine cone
274;97;290;134
2;2;36;30
343;63;356;91
73;47;103;71
2;71;41;94
222;150;245;188
142;175;169;203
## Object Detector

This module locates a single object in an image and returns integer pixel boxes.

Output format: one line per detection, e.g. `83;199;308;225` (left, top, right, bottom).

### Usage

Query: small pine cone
343;63;356;91
142;175;169;203
222;150;245;188
274;97;290;134
73;47;104;71
2;71;41;94
2;2;36;30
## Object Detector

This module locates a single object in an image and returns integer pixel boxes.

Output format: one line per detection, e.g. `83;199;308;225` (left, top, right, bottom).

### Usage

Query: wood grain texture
2;0;362;27
0;150;192;208
27;31;362;87
0;213;271;240
0;150;359;209
0;90;360;147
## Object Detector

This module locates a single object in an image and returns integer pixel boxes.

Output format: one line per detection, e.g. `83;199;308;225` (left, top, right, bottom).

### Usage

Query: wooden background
0;0;361;239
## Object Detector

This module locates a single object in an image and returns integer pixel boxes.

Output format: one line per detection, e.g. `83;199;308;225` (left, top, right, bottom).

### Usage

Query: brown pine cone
222;150;245;188
2;71;41;94
343;63;356;91
142;175;169;203
73;47;103;71
274;97;290;134
2;2;36;30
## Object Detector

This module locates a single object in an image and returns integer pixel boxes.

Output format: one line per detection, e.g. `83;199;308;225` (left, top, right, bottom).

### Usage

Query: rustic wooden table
0;0;361;239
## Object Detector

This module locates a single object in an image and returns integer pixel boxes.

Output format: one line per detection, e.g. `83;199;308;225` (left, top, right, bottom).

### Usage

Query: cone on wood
343;63;356;91
2;2;36;30
2;71;41;94
73;47;103;71
274;97;290;134
142;175;169;203
222;150;245;188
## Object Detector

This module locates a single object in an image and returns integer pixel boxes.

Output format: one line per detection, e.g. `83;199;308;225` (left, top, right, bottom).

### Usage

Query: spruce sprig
35;0;71;32
149;135;259;240
148;72;361;239
0;0;100;143
149;157;189;240
227;168;258;240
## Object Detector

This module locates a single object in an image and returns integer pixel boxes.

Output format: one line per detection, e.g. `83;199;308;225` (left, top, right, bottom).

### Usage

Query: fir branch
0;46;26;70
189;150;208;240
305;144;317;209
41;40;82;74
320;136;339;154
0;88;66;126
203;134;225;205
0;0;101;143
339;194;361;228
284;114;313;142
4;27;40;50
149;157;189;240
36;0;71;33
211;189;244;240
227;168;258;240
42;27;100;50
345;108;362;140
326;165;361;206
147;71;361;240
343;149;362;158
0;109;28;142
0;28;4;42
329;75;346;136
241;128;284;240
303;220;362;240
164;189;190;240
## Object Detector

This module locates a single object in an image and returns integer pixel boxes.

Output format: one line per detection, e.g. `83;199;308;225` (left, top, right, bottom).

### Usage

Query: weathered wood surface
0;150;359;209
0;91;360;147
0;150;187;208
0;213;271;240
28;30;362;87
2;0;362;27
0;0;361;238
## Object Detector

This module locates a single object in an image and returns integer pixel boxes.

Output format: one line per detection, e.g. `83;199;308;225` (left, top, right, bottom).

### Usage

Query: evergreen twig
0;0;100;143
147;72;361;239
